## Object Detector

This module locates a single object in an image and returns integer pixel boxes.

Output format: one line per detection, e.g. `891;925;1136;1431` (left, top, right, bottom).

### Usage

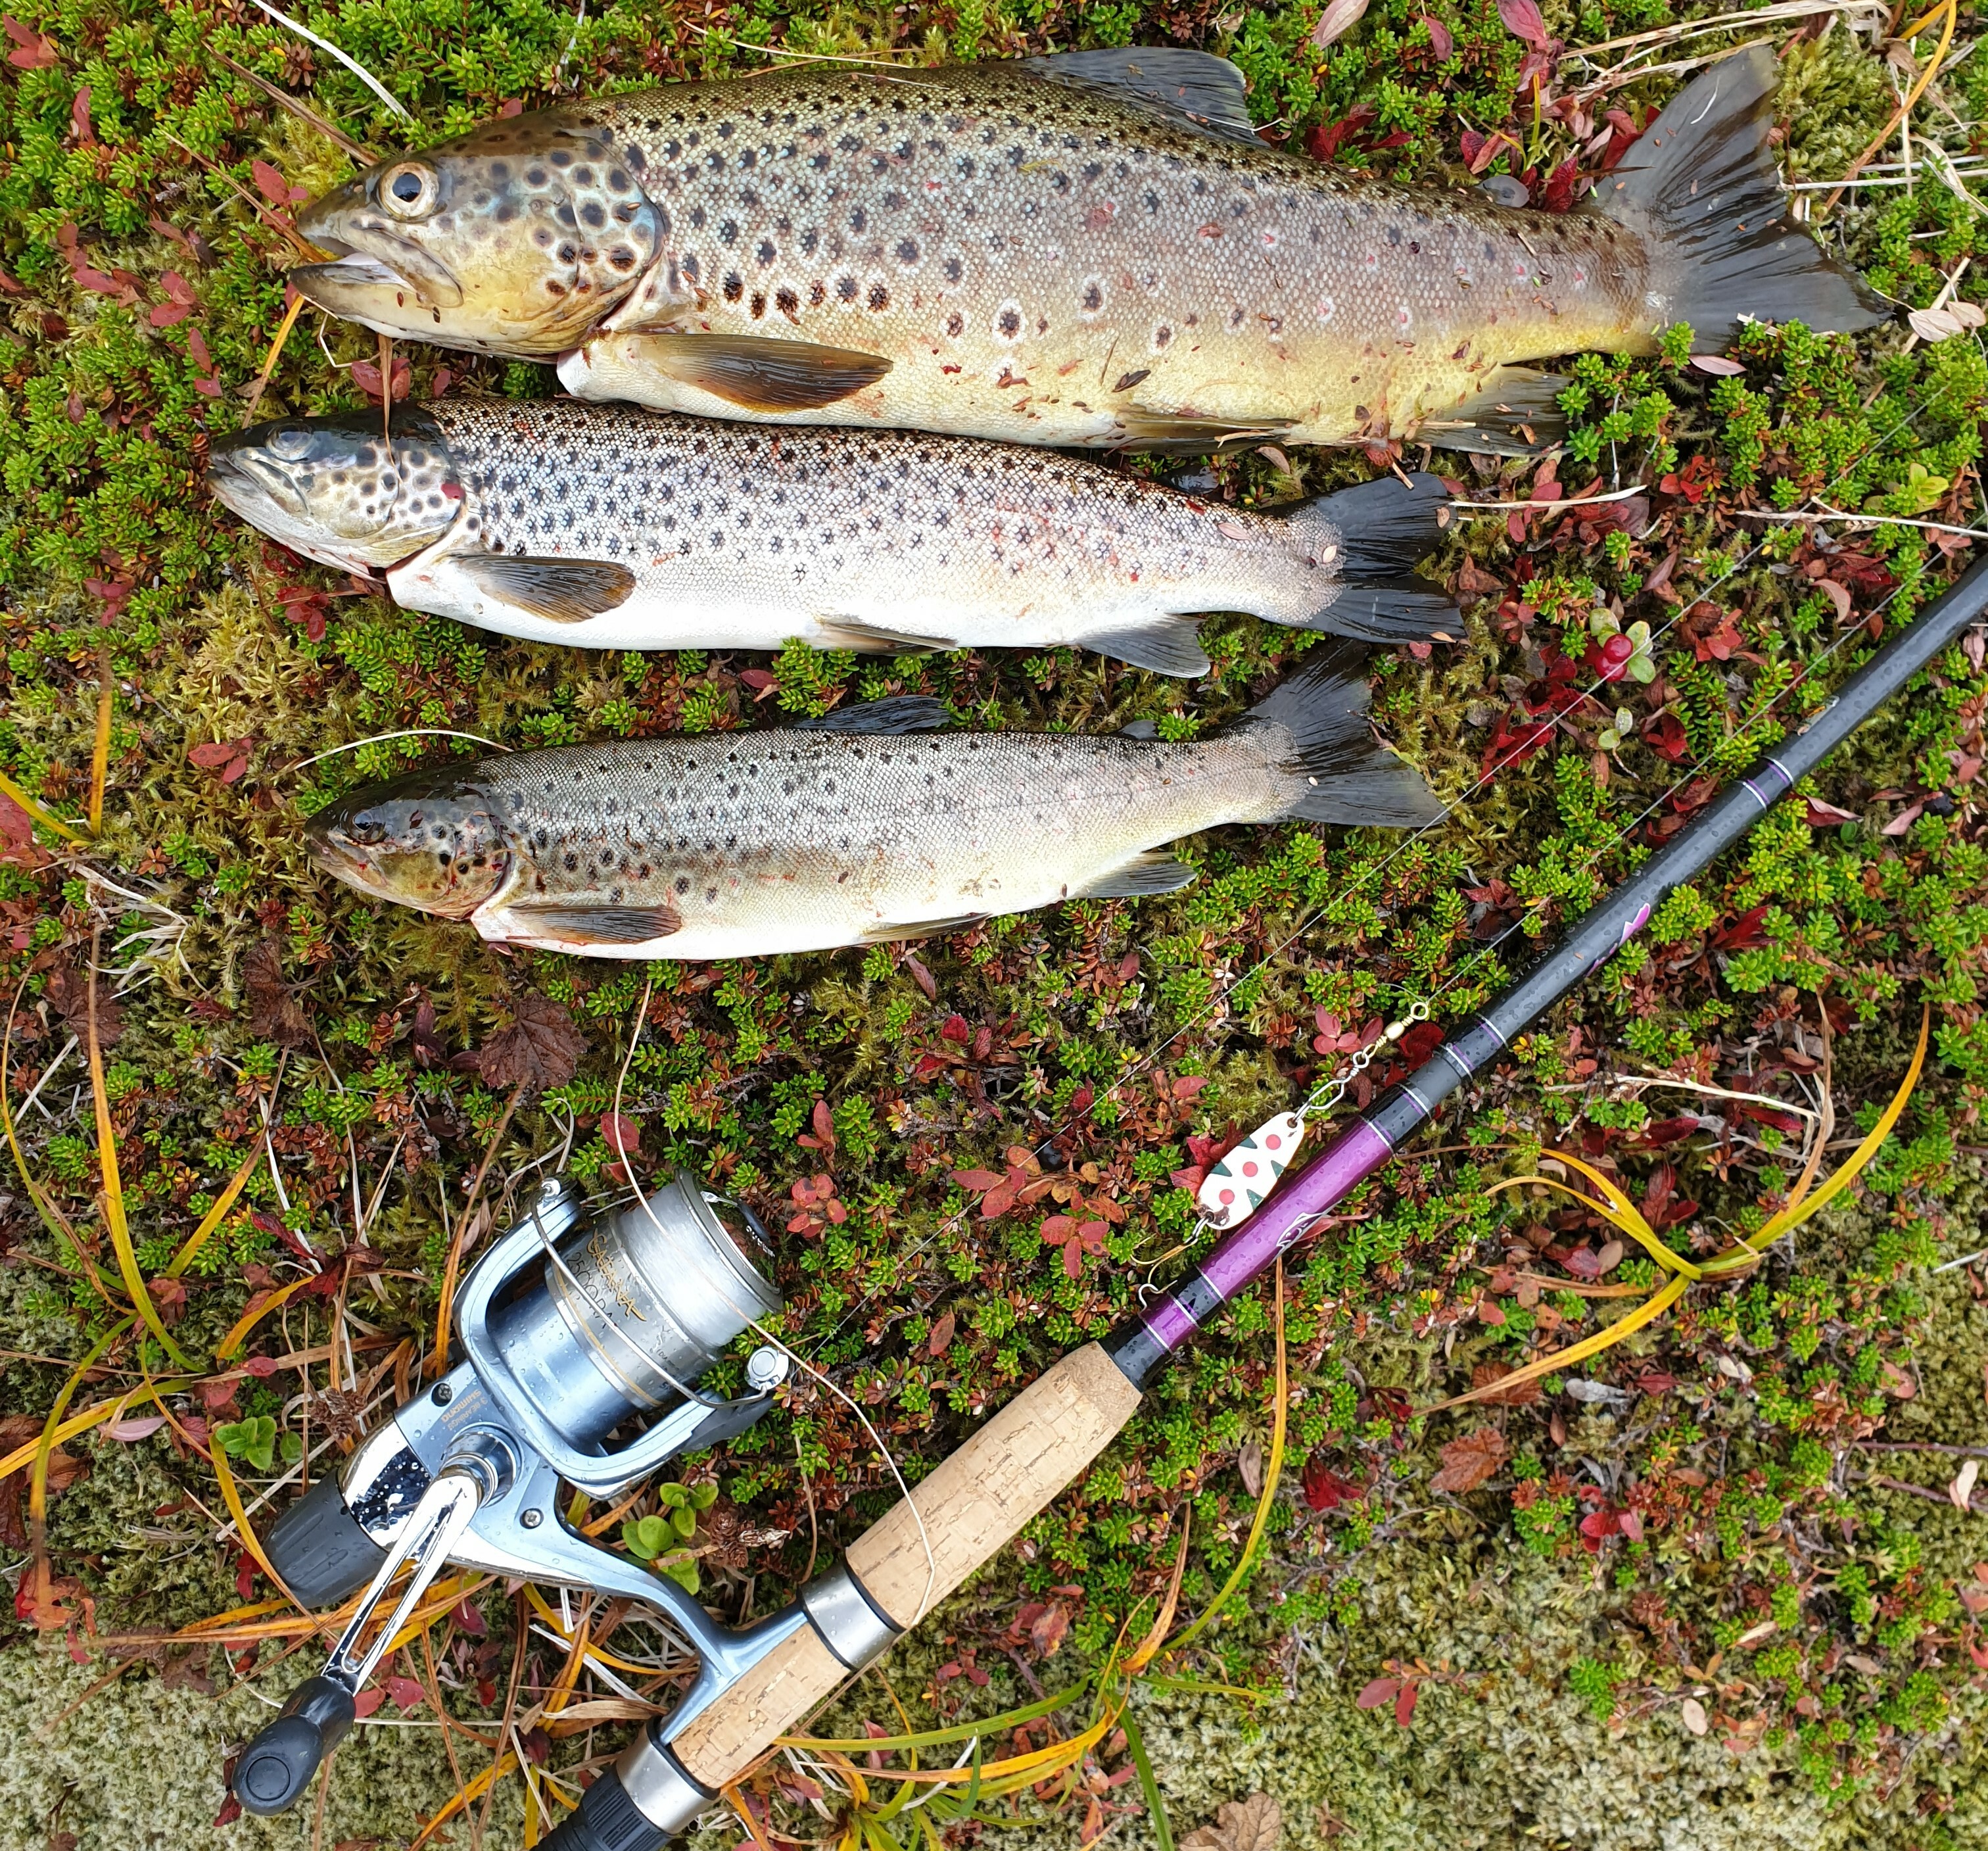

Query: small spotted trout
304;642;1440;959
291;47;1880;452
204;398;1456;675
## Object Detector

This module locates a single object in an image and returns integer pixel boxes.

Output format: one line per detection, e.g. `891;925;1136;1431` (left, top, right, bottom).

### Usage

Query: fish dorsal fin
1070;851;1199;901
1020;49;1260;147
456;555;637;623
605;332;891;411
794;696;953;734
1087;619;1210;679
1118;719;1159;739
501;901;682;945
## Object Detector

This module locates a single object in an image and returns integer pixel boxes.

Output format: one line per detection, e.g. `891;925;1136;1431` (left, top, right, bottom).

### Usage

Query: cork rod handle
669;1342;1143;1791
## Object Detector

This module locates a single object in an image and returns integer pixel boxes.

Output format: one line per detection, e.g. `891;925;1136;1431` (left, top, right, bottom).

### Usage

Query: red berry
1588;635;1634;681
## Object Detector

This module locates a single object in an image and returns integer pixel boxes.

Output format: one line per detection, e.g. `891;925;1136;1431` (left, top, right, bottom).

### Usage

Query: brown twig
208;45;380;162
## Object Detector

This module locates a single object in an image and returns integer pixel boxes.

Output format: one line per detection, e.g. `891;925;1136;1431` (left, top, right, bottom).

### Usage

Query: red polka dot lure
1196;1113;1306;1231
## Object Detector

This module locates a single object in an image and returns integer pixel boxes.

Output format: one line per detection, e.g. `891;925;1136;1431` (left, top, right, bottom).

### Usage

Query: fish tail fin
1594;46;1887;345
1277;471;1461;644
1231;639;1446;828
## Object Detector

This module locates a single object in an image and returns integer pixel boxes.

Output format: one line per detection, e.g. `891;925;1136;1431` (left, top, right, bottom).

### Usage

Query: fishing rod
529;551;1988;1851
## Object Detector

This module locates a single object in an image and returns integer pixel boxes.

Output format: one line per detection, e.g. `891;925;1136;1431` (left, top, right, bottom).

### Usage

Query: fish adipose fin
502;902;683;944
1280;472;1461;644
631;333;893;411
1595;45;1887;345
457;555;638;623
1071;852;1200;901
1417;368;1569;457
1233;638;1446;829
1021;49;1262;147
794;696;953;734
1089;619;1212;679
861;913;989;944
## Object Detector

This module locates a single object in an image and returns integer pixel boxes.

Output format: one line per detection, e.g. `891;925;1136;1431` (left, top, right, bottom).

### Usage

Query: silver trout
291;47;1880;453
304;642;1440;959
204;399;1456;675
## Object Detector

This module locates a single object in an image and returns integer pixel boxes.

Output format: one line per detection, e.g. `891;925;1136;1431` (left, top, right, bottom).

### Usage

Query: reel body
233;1172;843;1825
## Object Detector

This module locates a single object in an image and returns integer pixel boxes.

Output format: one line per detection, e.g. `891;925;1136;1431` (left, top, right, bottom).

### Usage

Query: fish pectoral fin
456;555;638;623
1416;368;1571;458
859;913;989;944
795;695;954;734
1087;619;1210;679
1114;407;1292;454
1022;49;1260;147
1070;852;1200;901
501;902;683;944
811;617;957;656
624;333;892;412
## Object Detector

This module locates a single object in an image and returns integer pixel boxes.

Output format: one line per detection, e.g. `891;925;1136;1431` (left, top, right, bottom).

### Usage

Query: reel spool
231;1172;797;1822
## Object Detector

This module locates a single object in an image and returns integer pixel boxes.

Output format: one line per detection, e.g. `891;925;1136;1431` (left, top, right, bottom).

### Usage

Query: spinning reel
232;1172;905;1849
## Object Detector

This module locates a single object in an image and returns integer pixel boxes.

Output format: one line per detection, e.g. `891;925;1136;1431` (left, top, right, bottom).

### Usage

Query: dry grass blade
1166;1259;1287;1658
209;45;380;162
0;769;87;844
85;931;191;1369
249;0;414;120
1822;0;1958;212
241;290;309;428
165;1145;264;1278
88;640;112;836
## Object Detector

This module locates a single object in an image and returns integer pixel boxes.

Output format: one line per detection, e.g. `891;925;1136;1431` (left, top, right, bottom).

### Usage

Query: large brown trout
291;47;1881;452
204;398;1456;675
304;642;1440;959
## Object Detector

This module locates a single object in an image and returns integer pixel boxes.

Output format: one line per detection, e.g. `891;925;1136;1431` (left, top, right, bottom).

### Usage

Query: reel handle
231;1674;357;1815
669;1342;1142;1790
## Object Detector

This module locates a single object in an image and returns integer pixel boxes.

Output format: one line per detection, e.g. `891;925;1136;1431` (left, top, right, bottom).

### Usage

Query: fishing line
606;978;943;1624
801;357;1977;1347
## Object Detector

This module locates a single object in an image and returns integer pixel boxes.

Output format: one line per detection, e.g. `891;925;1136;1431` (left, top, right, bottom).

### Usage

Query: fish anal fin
1021;49;1260;147
812;616;957;656
859;913;989;944
502;902;683;945
1070;852;1198;901
1415;369;1570;457
795;696;953;734
1114;406;1293;454
617;332;892;412
1087;619;1210;679
456;555;638;623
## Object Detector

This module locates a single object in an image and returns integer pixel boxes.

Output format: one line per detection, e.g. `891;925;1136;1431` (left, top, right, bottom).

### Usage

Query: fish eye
377;160;441;220
268;427;314;460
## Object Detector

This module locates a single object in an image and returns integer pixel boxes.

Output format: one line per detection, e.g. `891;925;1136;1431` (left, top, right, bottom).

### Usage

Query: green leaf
215;1414;276;1472
671;1505;698;1538
656;1481;690;1508
659;1554;700;1594
623;1514;672;1560
690;1481;719;1509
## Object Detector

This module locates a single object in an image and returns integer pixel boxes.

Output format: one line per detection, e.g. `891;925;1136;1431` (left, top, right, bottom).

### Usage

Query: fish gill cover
1;3;1987;1849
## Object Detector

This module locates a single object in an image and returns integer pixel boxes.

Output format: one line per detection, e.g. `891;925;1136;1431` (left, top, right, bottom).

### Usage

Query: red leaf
928;1310;955;1357
351;1687;386;1719
4;15;59;66
70;84;93;143
250;158;302;208
189;737;253;784
385;1674;427;1712
1618;1509;1644;1541
1423;14;1453;56
213;1794;243;1828
1356;1677;1401;1709
1496;0;1552;51
1301;1453;1361;1511
1711;903;1771;951
1395;1681;1420;1727
600;1111;641;1161
797;1097;836;1153
940;1013;970;1045
953;1168;1005;1191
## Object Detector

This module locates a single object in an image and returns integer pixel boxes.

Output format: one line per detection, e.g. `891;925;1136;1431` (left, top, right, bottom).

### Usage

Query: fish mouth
291;236;465;314
304;814;505;921
203;450;377;575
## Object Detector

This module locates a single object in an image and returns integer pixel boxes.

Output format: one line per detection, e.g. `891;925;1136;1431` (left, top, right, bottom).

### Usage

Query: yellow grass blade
241;288;308;427
84;946;191;1369
1422;1272;1692;1413
29;1317;135;1559
88;641;112;836
1492;1154;1703;1280
0;1374;195;1481
0;769;88;844
1166;1257;1287;1658
217;1274;316;1358
165;1146;262;1278
1705;1009;1929;1270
